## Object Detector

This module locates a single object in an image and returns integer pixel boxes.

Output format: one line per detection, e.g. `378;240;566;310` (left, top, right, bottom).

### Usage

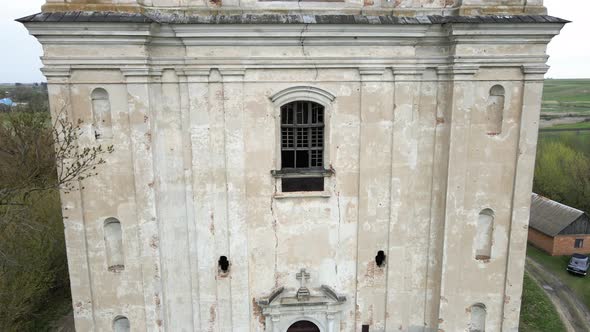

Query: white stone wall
26;18;563;332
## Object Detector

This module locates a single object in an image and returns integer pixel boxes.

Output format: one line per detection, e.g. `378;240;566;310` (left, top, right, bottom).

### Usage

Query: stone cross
296;268;310;288
296;268;311;301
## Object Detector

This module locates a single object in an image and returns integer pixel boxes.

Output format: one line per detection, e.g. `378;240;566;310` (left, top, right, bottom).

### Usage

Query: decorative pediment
258;269;346;308
257;269;347;332
258;284;346;308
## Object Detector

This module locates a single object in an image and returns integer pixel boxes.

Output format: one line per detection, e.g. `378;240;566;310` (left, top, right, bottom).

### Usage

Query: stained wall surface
22;5;565;332
40;0;547;15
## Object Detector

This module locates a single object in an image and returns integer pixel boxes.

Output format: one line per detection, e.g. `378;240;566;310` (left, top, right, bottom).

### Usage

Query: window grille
279;100;325;192
281;101;324;169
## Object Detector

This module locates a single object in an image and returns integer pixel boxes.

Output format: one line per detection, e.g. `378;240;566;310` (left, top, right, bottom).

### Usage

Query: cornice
38;55;552;73
447;23;566;43
359;67;385;81
171;24;430;44
23;22;566;50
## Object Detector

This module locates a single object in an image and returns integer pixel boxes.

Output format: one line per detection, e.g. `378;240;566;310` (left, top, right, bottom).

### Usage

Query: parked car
567;254;590;276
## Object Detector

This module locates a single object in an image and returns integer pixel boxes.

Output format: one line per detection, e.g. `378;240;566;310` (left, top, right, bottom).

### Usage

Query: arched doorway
287;320;320;332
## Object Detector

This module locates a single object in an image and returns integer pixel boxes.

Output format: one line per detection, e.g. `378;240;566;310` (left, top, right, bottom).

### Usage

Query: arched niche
113;315;130;332
469;303;486;332
287;320;321;332
104;218;124;272
475;209;494;260
91;88;113;139
486;85;505;135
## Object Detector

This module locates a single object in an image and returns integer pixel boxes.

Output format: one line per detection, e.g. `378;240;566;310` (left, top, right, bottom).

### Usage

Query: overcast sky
0;0;588;83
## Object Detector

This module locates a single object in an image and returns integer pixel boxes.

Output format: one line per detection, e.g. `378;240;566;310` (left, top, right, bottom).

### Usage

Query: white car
567;254;590;276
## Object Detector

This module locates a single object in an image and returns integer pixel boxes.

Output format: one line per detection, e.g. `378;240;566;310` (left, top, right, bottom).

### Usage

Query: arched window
91;88;113;139
279;100;325;192
469;303;486;332
486;85;505;135
104;218;124;272
113;316;130;332
475;209;494;260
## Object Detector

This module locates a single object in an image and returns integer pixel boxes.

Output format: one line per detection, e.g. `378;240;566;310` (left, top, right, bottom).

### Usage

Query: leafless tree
0;107;113;257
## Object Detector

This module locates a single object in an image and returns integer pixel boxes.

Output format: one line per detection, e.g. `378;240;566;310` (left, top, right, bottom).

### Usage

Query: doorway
287;320;321;332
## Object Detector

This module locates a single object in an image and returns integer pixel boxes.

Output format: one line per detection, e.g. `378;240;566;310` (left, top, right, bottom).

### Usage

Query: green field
527;245;590;310
542;79;590;114
549;121;590;130
519;272;567;332
538;130;590;158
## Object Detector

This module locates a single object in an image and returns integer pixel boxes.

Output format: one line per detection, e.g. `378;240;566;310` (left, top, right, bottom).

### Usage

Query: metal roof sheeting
17;12;570;25
529;193;586;237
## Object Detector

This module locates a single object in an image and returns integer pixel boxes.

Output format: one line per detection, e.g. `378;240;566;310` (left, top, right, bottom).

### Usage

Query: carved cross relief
296;268;311;301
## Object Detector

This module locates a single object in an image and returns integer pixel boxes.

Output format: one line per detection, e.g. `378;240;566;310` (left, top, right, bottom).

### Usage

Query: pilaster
355;67;391;331
385;68;433;331
122;68;165;331
151;69;195;331
47;69;97;332
437;68;478;332
221;68;251;331
208;68;232;332
501;65;548;332
185;69;219;332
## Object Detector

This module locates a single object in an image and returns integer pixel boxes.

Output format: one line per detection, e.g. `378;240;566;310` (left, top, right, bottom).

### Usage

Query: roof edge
16;12;570;25
532;193;585;215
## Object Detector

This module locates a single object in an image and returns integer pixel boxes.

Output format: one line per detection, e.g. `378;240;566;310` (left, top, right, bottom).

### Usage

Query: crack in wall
297;11;319;82
271;181;279;287
334;174;342;275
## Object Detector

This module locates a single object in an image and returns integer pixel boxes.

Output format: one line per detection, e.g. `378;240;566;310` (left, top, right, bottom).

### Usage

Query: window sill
273;191;331;199
271;168;334;178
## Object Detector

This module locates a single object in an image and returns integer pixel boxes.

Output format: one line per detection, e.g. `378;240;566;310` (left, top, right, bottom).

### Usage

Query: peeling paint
252;298;266;328
28;3;562;331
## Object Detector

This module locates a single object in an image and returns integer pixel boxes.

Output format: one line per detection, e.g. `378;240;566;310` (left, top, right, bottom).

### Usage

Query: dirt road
525;257;590;332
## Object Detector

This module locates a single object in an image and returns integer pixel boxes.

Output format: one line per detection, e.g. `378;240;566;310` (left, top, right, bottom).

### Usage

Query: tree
534;140;590;213
0;105;112;329
0;107;113;213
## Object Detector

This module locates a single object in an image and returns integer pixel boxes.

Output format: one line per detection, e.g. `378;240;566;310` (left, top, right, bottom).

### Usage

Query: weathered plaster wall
40;0;546;15
26;16;564;332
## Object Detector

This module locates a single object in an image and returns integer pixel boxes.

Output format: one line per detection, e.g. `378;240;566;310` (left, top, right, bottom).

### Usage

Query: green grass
543;80;590;103
519;272;567;332
527;245;590;310
549;121;590;130
542;79;590;114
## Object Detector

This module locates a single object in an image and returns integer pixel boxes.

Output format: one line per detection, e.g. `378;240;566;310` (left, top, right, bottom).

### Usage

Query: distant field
542;79;590;114
550;121;590;130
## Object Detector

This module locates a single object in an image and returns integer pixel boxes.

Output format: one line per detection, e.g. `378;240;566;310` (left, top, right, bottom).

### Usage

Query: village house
20;0;566;331
528;193;590;256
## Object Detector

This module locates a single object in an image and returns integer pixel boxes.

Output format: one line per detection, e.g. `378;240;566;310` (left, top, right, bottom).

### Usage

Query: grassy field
549;121;590;130
527;245;590;310
538;130;590;157
519;272;567;332
542;79;590;114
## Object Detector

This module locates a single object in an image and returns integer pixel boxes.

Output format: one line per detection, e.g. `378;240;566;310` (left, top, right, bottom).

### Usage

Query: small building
528;193;590;256
0;98;14;106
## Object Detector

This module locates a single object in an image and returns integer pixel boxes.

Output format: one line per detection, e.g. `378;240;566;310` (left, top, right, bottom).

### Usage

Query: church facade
21;1;566;331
